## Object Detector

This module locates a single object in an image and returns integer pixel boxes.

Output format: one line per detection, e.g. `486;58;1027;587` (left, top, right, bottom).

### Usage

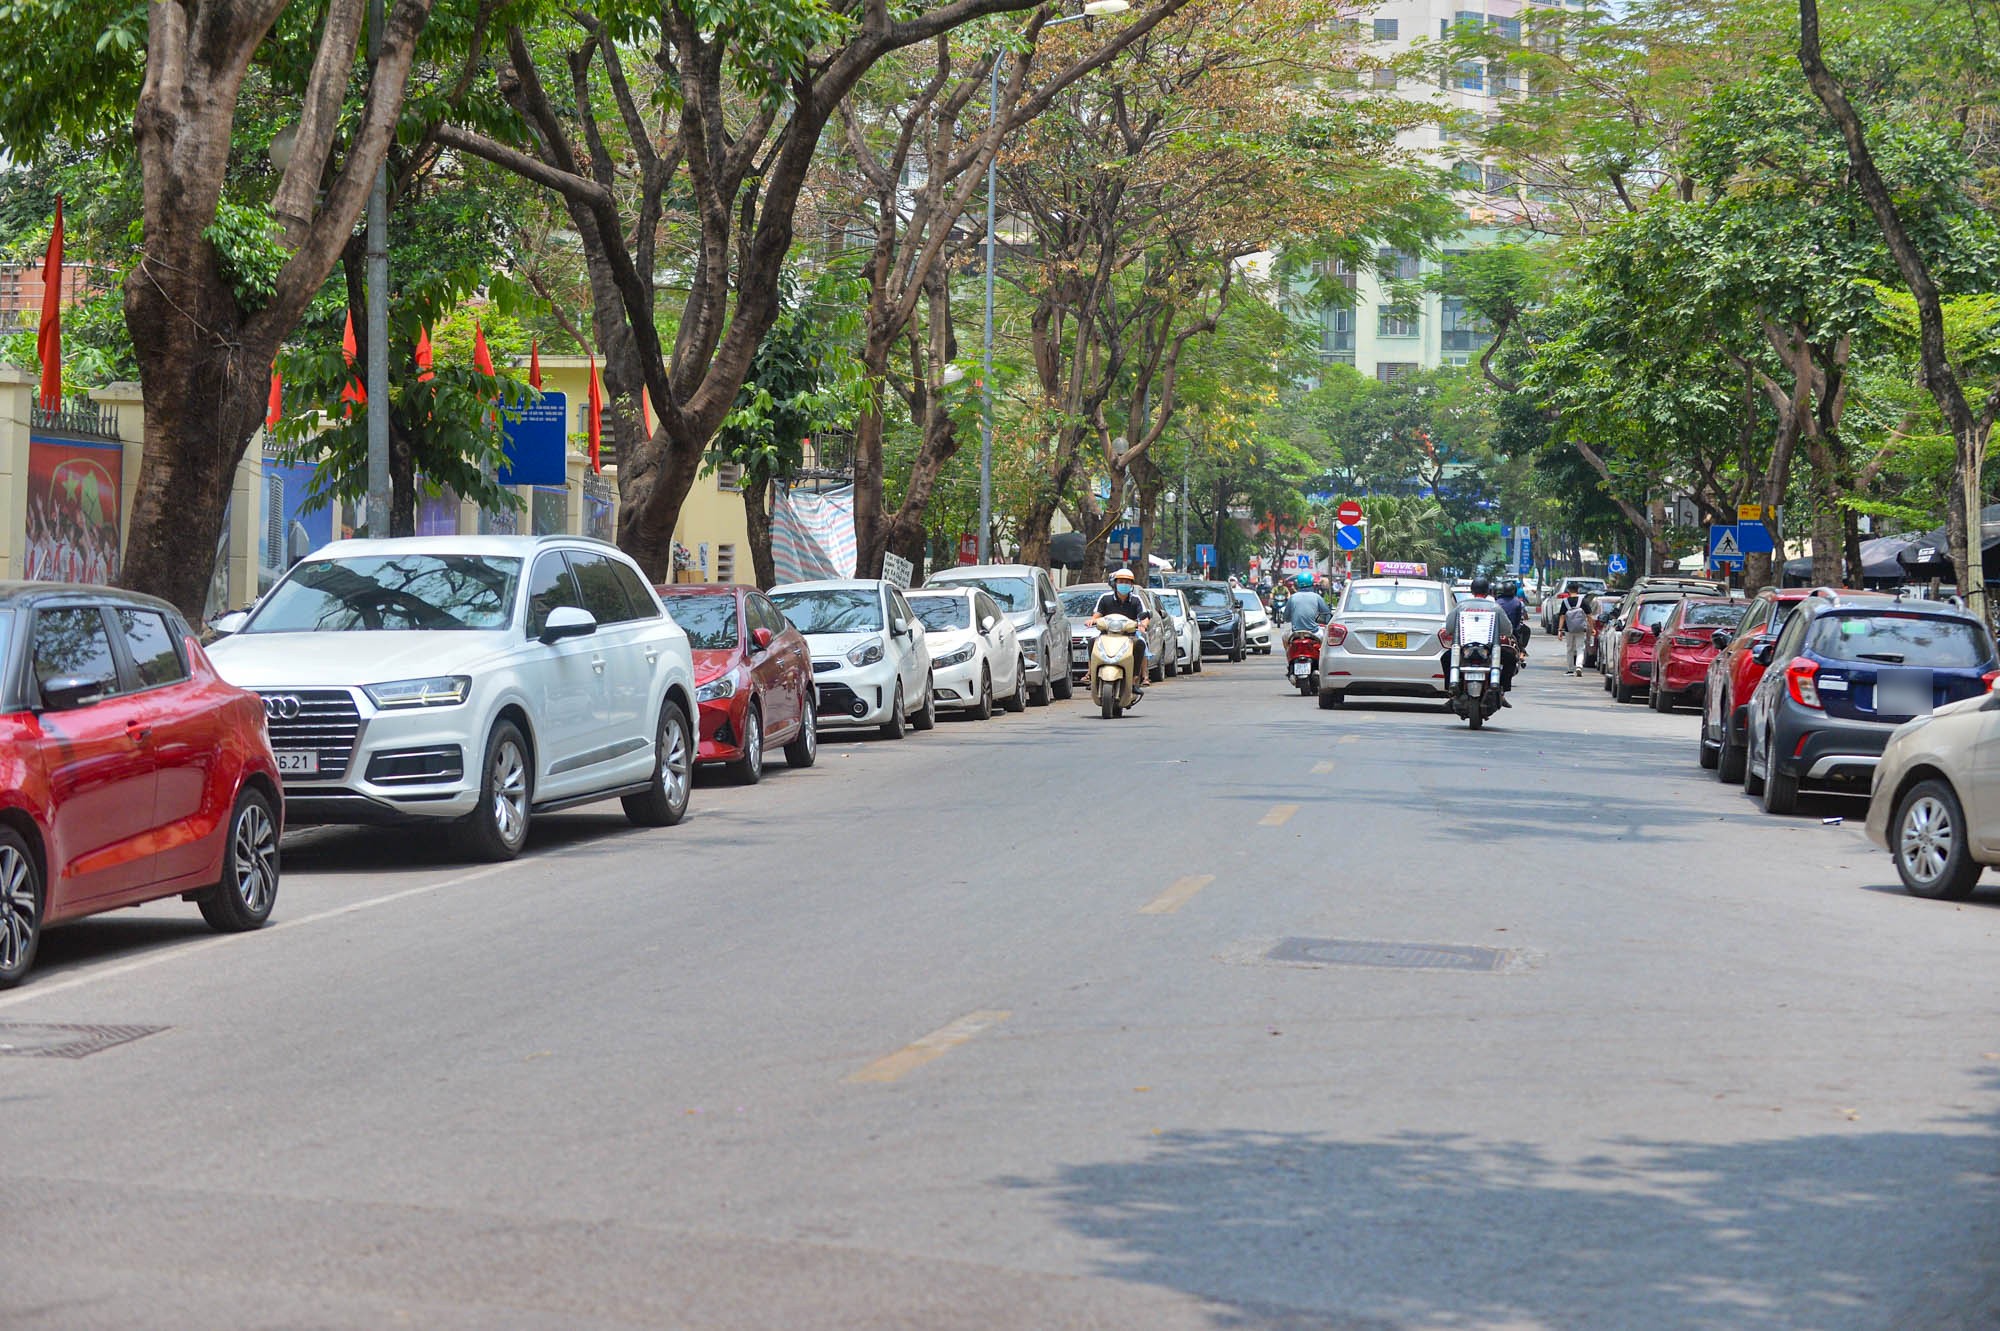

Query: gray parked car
922;563;1071;704
1062;583;1175;683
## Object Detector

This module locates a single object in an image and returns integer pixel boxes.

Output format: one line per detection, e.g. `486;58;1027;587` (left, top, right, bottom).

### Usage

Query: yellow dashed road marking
1259;804;1301;828
1140;874;1216;915
846;1010;1011;1084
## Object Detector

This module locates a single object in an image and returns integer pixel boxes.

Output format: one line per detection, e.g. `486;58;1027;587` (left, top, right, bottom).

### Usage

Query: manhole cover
0;1022;167;1058
1265;938;1514;972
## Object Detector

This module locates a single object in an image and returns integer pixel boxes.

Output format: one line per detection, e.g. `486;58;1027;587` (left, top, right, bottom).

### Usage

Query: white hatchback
207;536;698;860
770;579;935;737
906;587;1025;718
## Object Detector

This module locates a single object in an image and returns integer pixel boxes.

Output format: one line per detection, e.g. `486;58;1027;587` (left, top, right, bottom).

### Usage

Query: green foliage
710;264;871;487
203;202;287;313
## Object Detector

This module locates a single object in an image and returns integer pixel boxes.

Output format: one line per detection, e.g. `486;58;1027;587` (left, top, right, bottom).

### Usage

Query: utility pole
364;0;391;535
977;58;999;565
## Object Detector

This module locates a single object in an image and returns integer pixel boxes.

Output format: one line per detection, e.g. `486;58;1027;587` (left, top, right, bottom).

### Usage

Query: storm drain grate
0;1022;167;1058
1265;938;1514;972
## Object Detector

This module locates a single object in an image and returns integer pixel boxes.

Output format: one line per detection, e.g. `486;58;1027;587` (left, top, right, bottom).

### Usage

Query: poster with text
27;437;122;585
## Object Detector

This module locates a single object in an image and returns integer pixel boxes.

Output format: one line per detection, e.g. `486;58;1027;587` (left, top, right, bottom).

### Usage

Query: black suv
1742;594;1998;815
1172;581;1246;661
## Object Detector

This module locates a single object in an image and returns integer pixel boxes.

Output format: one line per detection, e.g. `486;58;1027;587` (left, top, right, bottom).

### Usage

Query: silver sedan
1317;578;1452;709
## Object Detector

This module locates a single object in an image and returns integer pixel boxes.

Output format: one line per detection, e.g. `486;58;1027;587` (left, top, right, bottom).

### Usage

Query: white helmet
1110;567;1136;584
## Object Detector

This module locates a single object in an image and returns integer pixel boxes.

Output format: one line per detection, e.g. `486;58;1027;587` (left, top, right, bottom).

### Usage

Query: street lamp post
977;0;1130;565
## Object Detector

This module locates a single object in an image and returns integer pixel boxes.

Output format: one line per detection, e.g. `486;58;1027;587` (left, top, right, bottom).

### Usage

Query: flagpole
363;0;391;535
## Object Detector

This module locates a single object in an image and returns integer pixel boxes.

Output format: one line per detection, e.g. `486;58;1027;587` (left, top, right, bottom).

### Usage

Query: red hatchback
1604;593;1684;703
657;585;817;783
0;584;283;987
1647;597;1746;712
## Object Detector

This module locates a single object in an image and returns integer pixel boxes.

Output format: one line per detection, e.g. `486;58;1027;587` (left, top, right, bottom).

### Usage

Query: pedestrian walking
1564;598;1591;674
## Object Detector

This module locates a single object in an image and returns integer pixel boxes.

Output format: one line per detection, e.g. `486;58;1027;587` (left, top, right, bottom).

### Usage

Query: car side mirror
1043;599;1059;615
1711;629;1731;650
892;617;912;638
40;675;110;712
208;609;249;637
1753;641;1776;666
981;615;997;634
540;605;598;644
752;626;774;651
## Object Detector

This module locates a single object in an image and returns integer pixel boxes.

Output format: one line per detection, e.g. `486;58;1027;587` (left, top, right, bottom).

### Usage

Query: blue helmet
1296;572;1314;589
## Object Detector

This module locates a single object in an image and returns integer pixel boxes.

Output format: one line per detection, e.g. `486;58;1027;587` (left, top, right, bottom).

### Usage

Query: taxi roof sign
1373;561;1429;576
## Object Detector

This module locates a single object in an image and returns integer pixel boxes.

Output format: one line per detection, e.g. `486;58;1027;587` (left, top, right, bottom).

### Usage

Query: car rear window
1808;613;1992;667
1636;600;1676;628
1681;602;1745;628
1347;585;1445;615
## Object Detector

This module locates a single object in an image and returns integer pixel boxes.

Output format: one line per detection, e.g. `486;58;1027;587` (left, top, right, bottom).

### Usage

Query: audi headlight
935;644;976;668
364;675;472;708
695;674;737;702
1099;638;1132;662
847;637;885;667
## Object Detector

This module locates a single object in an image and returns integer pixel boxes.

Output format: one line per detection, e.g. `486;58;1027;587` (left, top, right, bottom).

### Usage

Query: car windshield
1182;585;1234;611
247;554;520;632
771;588;882;634
1681;602;1745;628
1346;585;1446;615
1636;600;1677;629
1810;613;1992;667
1157;592;1185;617
1568;580;1607;592
932;576;1032;612
660;594;738;650
1062;588;1108;617
909;596;971;631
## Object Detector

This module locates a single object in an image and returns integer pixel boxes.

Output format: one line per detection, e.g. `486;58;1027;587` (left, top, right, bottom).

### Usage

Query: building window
1317;257;1359;289
716;462;744;489
1454;161;1484;185
1441;296;1492;353
1455;60;1485;91
1376;247;1420;282
1378;305;1420;338
1371;68;1397;89
1377;362;1419;383
715;544;737;583
1489;14;1521;40
1373;16;1398;38
1321;307;1354;356
1484;165;1514;194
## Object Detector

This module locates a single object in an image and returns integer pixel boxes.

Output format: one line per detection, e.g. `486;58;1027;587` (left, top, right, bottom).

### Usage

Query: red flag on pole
339;310;366;409
587;354;603;474
36;196;63;412
266;365;283;430
528;338;542;390
415;326;434;382
640;387;652;440
472;322;496;378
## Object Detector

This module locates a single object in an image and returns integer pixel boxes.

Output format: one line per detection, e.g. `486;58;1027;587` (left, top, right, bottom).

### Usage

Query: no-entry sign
1336;501;1364;526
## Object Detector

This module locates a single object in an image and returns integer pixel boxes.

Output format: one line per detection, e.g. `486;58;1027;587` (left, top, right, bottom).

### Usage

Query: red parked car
1647;597;1746;712
657;584;817;783
0;584;283;987
1603;592;1685;703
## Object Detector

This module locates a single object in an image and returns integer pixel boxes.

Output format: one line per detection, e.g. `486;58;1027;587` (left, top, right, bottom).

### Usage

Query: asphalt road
4;645;1999;1330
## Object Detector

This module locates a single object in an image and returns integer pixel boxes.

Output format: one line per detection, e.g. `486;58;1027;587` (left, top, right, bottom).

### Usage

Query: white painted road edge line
0;863;520;1012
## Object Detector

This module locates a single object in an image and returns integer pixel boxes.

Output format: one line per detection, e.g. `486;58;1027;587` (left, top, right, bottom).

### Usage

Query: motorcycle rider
1287;572;1332;632
1442;575;1518;707
1496;580;1530;660
1091;567;1152;695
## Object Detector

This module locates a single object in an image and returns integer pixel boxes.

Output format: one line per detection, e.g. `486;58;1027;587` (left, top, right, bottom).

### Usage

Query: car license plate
274;750;319;775
1291;661;1311;677
1071;647;1089;663
1877;674;1933;717
1376;632;1407;650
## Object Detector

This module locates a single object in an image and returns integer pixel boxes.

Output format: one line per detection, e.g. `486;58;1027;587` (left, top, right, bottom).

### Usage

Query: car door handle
591;656;606;674
127;724;152;743
644;648;660;666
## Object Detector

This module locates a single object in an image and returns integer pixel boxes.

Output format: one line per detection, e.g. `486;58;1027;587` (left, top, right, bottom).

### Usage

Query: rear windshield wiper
1856;652;1906;663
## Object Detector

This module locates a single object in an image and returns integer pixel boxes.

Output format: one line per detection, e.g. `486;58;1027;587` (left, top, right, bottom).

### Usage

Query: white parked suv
207;536;698;859
770;579;935;737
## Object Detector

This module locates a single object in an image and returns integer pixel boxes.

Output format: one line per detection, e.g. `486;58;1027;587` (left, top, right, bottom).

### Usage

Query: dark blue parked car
1743;595;1998;815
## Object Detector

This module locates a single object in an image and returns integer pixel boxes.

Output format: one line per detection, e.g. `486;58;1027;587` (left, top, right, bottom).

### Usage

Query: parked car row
1575;576;2000;901
0;543;1278;987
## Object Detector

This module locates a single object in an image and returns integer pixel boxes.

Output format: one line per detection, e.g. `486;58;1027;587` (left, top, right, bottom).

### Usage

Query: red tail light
1325;623;1349;646
1436;626;1451;648
1673;636;1706;648
1785;658;1822;709
1984;670;2000;692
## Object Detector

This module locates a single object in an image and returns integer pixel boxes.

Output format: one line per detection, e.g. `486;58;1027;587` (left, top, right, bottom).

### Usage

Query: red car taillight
1785;658;1822;709
1984;670;2000;692
1673;636;1706;649
1325;623;1349;646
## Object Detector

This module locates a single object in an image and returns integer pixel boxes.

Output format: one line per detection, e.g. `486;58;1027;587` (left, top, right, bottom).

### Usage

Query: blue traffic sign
1195;543;1216;568
1334;524;1365;551
1737;521;1775;555
1708;524;1745;569
1607;554;1628;575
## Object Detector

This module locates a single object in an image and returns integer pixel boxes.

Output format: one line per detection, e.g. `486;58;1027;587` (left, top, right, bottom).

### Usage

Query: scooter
1090;614;1142;719
1286;629;1322;696
1443;607;1512;730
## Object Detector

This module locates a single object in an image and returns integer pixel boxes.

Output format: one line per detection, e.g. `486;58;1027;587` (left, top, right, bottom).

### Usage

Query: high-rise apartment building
1309;0;1581;381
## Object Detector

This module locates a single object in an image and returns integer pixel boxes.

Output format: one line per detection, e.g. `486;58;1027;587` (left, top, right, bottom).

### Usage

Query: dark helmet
1504;580;1521;598
1470;575;1493;597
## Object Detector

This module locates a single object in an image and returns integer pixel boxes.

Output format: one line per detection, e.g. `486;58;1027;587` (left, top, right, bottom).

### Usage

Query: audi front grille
257;689;363;779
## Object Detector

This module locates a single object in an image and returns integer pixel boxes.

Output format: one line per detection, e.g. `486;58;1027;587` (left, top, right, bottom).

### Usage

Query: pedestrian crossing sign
1708;524;1744;568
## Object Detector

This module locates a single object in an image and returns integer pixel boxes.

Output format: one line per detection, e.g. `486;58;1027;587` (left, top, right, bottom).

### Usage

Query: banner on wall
26;436;121;584
771;484;856;584
501;392;568;487
260;459;337;592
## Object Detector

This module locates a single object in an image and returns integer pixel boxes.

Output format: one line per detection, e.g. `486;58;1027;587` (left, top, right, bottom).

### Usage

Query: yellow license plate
1376;632;1407;650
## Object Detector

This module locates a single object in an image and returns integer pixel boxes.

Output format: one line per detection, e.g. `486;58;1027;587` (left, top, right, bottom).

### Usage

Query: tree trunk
390;421;417;538
850;335;897;578
744;476;777;589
